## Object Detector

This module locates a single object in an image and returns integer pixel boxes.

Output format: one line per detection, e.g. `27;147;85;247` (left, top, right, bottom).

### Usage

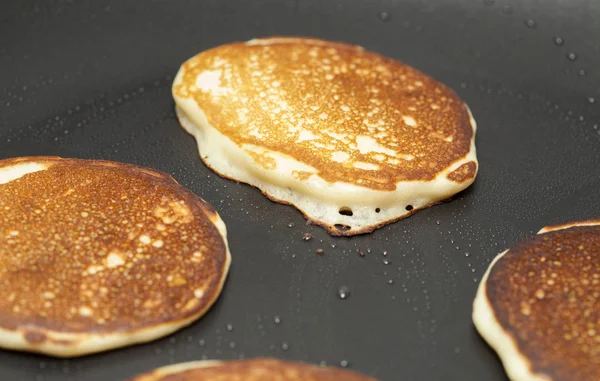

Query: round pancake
0;156;231;357
172;36;478;236
473;220;599;381
126;358;377;381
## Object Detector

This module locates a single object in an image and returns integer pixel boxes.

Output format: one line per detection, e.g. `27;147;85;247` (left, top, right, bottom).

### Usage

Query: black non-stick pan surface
1;0;599;380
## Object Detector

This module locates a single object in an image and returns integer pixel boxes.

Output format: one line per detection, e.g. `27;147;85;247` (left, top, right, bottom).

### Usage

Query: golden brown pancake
473;220;600;381
0;156;231;357
125;358;377;381
172;36;477;236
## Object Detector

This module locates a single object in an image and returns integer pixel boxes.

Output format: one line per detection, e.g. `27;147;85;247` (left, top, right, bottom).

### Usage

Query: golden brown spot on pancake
291;170;313;181
0;157;228;336
24;331;47;344
447;161;477;183
175;37;474;191
245;150;277;170
486;225;600;381
168;274;188;287
129;358;376;381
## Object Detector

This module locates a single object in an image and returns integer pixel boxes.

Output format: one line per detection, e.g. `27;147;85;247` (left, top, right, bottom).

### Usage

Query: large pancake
0;156;231;357
172;36;478;236
473;220;600;381
125;358;377;381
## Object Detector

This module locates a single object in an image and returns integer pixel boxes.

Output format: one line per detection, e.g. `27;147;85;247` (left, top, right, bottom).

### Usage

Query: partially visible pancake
172;36;478;236
473;220;600;381
125;358;377;381
0;156;231;357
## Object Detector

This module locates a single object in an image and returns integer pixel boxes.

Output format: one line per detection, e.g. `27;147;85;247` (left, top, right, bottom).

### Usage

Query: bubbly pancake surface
473;220;599;381
0;157;231;357
173;37;477;235
126;358;378;381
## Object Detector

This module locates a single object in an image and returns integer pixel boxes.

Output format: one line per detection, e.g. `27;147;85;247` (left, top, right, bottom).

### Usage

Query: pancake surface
0;156;231;357
126;358;377;381
473;220;600;381
173;37;477;235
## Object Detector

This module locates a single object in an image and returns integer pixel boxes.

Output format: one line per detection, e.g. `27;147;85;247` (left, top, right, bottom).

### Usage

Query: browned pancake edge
125;358;378;381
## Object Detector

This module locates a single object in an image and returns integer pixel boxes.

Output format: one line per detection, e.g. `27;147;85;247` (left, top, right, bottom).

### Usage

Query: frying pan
1;0;599;380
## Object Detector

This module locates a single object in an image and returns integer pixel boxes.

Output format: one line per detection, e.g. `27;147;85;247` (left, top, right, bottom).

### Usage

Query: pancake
172;36;478;236
125;358;377;381
0;156;231;357
473;220;600;381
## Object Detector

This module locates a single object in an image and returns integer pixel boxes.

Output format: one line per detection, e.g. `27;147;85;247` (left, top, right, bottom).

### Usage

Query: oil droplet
588;97;596;104
281;342;289;351
553;36;564;46
337;286;351;300
226;323;233;332
465;252;470;257
388;279;394;285
578;69;587;76
378;11;390;21
340;360;350;368
229;342;236;349
274;315;281;324
567;52;577;61
525;19;536;28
